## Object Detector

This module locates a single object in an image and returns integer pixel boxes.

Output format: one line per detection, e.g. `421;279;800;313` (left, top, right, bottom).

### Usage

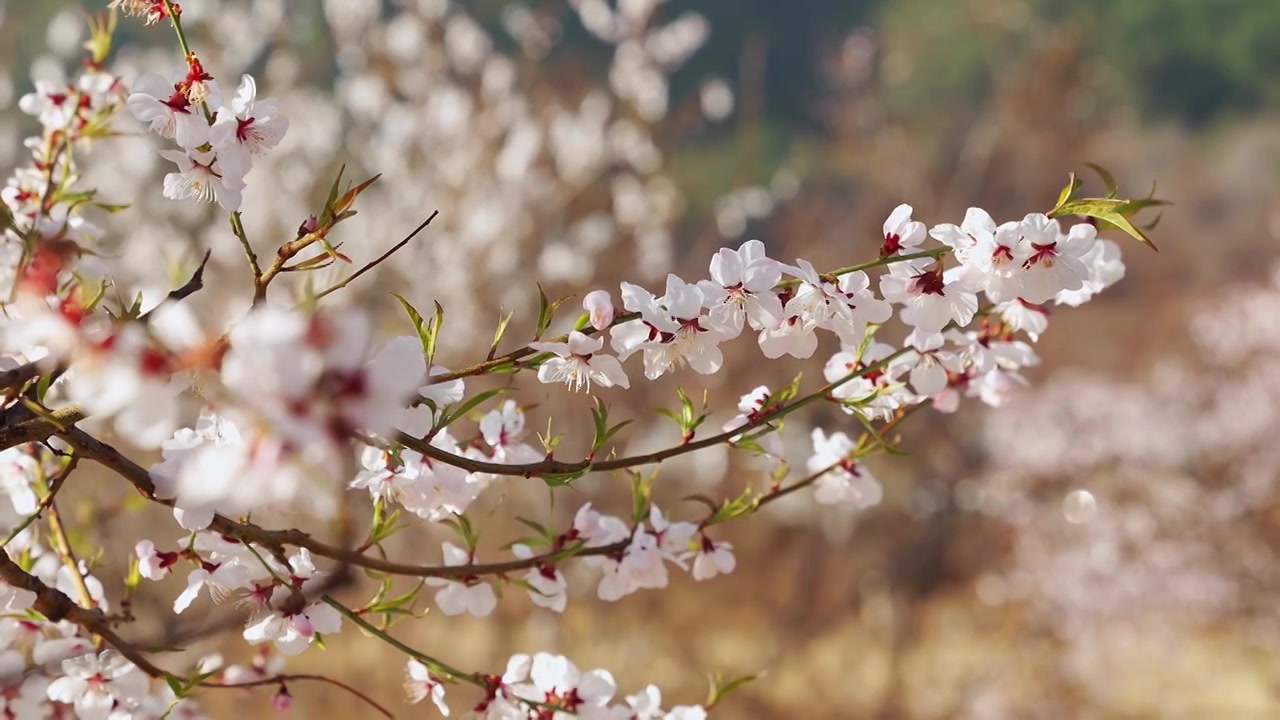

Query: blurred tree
1079;0;1280;125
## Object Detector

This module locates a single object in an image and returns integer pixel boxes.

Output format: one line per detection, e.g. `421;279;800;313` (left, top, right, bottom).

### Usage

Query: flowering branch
0;552;166;677
400;350;906;478
0;3;1168;717
312;211;440;303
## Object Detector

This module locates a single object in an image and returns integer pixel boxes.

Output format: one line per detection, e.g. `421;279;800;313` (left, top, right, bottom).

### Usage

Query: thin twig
202;673;395;719
312;211;439;302
139;249;212;321
1;455;75;547
46;496;97;609
230;212;261;279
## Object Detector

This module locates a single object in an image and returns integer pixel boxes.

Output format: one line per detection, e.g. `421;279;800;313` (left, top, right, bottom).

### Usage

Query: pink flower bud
291;613;314;638
296;214;318;237
272;687;293;712
583;290;614;331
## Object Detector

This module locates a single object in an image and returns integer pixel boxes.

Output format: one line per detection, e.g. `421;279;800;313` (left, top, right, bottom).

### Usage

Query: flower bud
583;290;614;331
272;687;293;712
296;214;318;238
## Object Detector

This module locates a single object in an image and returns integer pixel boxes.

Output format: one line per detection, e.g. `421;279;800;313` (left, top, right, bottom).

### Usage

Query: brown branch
0;551;166;677
42;378;918;583
202;673;394;719
0;360;44;395
139;249;212;321
0;405;87;452
57;422;622;578
312;212;438;302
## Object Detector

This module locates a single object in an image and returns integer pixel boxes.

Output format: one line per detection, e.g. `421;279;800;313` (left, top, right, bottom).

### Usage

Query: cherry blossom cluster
136;540;340;656
126;57;287;212
405;652;707;719
535;207;1121;413
0;3;1160;718
59;0;769;347
3;24;123;315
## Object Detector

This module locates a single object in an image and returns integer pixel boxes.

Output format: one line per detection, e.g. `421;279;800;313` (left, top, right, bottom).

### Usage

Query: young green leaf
1084;163;1119;199
706;671;766;708
1051;198;1160;251
488;311;514;361
317;164;346;228
630;471;654;524
434;388;507;432
533;284;573;340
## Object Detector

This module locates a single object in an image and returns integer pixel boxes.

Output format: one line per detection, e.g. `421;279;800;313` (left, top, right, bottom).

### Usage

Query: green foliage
1079;0;1280;124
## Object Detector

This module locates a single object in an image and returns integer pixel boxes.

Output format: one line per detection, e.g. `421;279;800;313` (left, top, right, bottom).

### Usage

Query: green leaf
708;487;761;525
541;470;585;487
163;672;184;698
536;417;563;456
769;373;804;411
367;508;410;547
534;284;572;340
588;397;632;456
852;406;908;456
1050;198;1160;251
435;388;506;431
392;294;443;365
630;471;653;523
84;9;117;65
367;582;424;614
706;671;766;708
125;557;141;591
438;514;479;550
318;164;346;228
501;535;547;551
543;538;588;564
426;301;444;365
332;174;381;219
1052;172;1082;212
1084;163;1119;199
181;668;223;692
488;311;514;361
90;201;130;213
513;516;553;542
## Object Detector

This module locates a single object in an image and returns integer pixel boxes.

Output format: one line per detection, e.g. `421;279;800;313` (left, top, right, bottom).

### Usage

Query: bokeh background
6;0;1280;717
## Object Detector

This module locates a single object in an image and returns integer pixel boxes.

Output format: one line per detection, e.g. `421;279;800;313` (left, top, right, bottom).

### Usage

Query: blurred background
5;0;1280;717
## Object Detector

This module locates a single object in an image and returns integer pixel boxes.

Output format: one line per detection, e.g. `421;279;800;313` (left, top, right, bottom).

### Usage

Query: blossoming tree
0;2;1163;718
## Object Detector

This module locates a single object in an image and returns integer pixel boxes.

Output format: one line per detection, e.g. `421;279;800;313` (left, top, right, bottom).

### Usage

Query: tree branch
401;350;907;478
0;551;166;677
201;673;394;719
312;212;438;302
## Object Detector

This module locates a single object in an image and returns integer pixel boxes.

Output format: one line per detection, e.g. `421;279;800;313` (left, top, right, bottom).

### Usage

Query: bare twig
139;249;212;321
2;455;76;547
202;673;395;719
312;212;439;302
